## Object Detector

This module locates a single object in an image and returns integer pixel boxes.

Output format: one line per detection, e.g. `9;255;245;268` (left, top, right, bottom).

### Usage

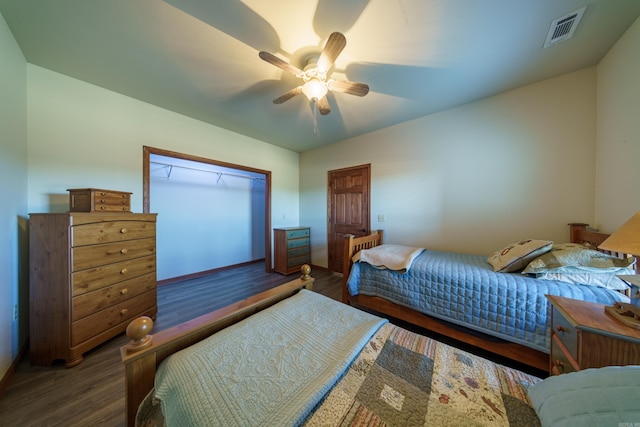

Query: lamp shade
598;210;640;255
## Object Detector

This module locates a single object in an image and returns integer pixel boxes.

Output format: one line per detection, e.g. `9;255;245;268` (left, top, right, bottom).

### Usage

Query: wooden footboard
121;267;314;427
341;223;637;373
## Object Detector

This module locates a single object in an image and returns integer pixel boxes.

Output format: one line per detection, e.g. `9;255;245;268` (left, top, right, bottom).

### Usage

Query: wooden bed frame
341;223;637;373
120;267;314;426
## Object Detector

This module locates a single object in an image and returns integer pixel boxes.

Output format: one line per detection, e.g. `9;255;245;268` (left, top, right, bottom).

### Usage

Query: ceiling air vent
543;7;586;48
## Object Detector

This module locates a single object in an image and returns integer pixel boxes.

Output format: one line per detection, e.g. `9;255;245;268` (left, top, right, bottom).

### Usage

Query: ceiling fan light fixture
302;78;328;101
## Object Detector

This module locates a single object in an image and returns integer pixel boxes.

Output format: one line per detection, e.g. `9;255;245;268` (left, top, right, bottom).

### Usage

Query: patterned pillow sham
522;243;636;275
487;239;553;272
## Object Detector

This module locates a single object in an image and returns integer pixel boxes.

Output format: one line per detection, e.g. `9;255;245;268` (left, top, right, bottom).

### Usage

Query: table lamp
599;210;640;307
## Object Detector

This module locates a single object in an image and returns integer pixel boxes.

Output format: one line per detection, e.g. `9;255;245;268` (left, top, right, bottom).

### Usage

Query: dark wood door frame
142;146;273;272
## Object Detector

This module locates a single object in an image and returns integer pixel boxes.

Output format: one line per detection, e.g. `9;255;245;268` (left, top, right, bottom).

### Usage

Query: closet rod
151;161;265;181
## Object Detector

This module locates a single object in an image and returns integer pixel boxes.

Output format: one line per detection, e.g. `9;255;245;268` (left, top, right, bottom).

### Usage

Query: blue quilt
347;250;628;353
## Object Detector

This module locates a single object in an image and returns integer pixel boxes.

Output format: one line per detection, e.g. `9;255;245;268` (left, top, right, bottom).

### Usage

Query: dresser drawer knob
120;309;129;316
120;248;128;254
556;325;569;333
120;288;128;295
120;228;128;234
100;199;105;203
120;268;128;275
100;206;106;210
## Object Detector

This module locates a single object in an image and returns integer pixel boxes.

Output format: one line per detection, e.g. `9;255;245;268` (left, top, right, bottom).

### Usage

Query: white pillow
487;239;553;272
523;243;636;275
527;366;640;427
533;270;634;291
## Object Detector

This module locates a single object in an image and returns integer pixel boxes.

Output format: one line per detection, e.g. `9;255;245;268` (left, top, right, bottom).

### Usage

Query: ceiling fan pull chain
313;101;319;135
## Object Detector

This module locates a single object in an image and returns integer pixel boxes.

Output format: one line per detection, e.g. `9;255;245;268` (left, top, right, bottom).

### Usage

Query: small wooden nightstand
547;295;640;376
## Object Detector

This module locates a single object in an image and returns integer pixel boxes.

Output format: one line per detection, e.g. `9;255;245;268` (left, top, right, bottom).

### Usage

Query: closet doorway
142;146;272;282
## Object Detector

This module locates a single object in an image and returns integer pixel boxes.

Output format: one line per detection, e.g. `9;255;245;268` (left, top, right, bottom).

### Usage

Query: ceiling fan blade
259;51;303;77
273;86;302;104
316;32;346;73
317;96;331;115
328;79;370;97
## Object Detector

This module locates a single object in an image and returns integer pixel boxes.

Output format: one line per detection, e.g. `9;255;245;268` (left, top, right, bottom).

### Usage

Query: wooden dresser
274;227;311;275
29;212;157;367
547;295;640;375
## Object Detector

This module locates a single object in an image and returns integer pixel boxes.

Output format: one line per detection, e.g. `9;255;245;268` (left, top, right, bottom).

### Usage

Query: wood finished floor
0;263;342;427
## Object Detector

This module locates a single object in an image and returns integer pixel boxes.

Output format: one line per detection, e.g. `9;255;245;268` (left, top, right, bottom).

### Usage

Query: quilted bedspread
347;249;628;353
154;289;386;427
138;322;542;426
304;323;542;426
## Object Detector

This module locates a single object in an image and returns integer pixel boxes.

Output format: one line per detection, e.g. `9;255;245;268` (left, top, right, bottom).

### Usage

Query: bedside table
547;295;640;376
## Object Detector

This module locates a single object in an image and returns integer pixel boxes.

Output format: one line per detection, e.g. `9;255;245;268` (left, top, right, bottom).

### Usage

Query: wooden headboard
342;230;385;302
569;223;638;273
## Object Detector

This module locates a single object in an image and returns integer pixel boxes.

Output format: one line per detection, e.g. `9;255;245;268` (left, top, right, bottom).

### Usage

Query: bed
342;223;637;372
122;269;545;426
121;265;640;426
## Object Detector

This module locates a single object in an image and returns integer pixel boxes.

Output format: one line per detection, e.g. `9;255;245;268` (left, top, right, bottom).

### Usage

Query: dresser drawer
72;290;155;346
287;237;310;249
72;238;156;271
288;246;309;258
72;273;156;321
68;188;131;212
286;228;310;239
287;254;311;268
73;254;156;296
552;306;578;360
71;220;155;246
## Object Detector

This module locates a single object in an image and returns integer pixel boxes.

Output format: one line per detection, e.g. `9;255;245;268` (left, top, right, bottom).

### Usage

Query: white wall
0;12;28;378
301;68;598;267
26;65;300;222
150;160;266;280
595;16;640;232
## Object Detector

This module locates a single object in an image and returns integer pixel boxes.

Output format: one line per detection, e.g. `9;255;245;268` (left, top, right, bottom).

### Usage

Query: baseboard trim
0;339;28;398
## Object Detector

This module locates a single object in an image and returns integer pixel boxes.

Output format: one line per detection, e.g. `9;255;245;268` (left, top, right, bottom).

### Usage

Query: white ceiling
1;0;639;152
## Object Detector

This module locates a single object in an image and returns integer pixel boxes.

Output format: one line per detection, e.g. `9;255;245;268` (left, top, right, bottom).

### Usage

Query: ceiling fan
259;32;369;116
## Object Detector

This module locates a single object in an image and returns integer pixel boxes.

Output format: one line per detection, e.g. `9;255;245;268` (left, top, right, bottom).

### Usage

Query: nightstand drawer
552;306;578;360
547;295;640;376
551;333;578;375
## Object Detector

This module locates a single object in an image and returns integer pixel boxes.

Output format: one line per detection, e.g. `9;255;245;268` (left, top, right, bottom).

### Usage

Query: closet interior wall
149;154;266;281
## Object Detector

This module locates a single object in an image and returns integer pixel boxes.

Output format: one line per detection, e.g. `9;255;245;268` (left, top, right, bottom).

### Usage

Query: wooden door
327;164;371;273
